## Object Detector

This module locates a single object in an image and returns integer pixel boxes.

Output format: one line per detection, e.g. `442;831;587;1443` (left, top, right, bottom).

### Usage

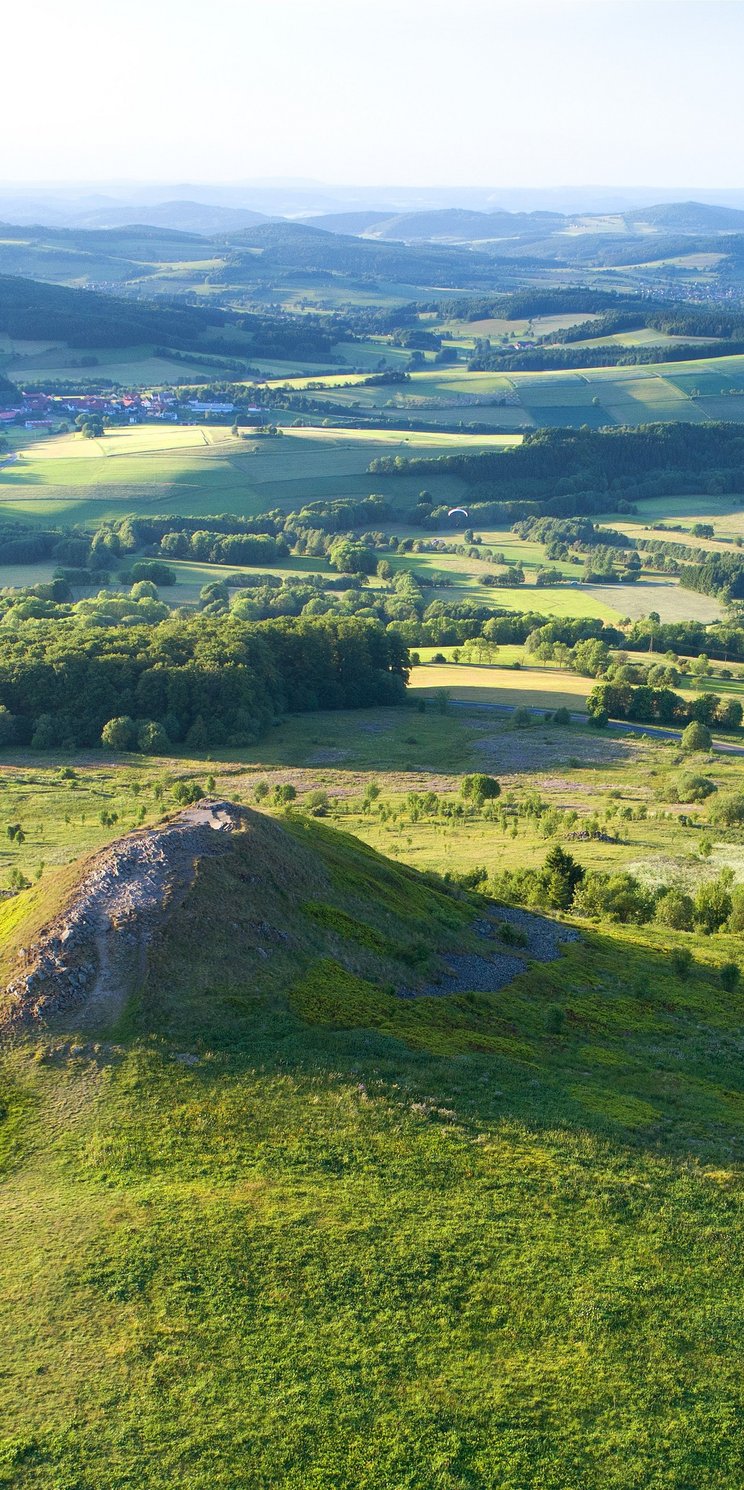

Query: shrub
677;774;717;803
273;783;297;805
511;707;532;728
496;921;528;948
461;773;501;805
720;961;740;992
670;946;693;980
709;792;744;827
254;781;270;802
573;870;654;924
681;720;712;753
694;873;733;934
304;789;329;817
101;715;136;752
172;781;203;806
655;888;695;931
137;720;170;754
727;887;744;932
552;707;571;726
588;708;608;729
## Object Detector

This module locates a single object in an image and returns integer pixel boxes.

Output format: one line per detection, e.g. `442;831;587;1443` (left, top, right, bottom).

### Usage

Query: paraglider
447;507;469;519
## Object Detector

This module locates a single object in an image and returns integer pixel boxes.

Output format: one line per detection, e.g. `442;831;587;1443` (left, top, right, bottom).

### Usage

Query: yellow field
408;662;593;710
14;425;232;461
281;426;522;449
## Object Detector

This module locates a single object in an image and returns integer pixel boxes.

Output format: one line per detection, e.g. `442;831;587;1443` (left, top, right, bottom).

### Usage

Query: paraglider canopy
447;507;469;519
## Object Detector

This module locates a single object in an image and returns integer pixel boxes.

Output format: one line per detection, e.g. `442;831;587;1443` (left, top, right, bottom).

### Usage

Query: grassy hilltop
1;721;744;1486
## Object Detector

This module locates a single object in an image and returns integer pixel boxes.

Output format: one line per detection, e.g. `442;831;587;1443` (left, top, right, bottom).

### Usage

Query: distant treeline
0;615;408;750
587;679;741;732
513;516;630;553
468;341;744;373
0;495;395;571
543;304;744;345
370;422;744;522
679;550;744;601
436;288;634;322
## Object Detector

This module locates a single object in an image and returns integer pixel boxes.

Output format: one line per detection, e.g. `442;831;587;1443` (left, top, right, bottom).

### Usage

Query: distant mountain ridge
0;190;743;244
301;200;744;244
69;200;272;234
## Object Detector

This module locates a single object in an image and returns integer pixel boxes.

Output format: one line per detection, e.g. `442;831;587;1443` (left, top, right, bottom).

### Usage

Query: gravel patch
484;905;581;962
398;950;528;999
398;906;580;998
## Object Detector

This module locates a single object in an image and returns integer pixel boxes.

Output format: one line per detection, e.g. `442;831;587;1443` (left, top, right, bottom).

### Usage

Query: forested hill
372;421;744;488
0;275;337;362
0;275;233;350
370;422;744;518
218;221;511;286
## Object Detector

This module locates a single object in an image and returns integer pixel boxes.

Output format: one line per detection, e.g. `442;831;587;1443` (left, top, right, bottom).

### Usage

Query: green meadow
2;713;744;1486
275;352;744;430
0;425;494;527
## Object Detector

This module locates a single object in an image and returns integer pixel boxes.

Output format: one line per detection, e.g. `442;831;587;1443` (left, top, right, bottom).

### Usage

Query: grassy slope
1;809;743;1488
0;425;480;526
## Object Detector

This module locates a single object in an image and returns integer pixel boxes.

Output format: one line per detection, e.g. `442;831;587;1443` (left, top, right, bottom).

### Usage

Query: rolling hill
2;794;744;1486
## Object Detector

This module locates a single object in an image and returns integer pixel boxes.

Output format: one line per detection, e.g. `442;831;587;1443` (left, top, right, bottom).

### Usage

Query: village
0;388;237;430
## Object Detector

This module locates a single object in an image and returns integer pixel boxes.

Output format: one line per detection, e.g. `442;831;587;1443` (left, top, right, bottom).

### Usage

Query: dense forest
0;614;409;749
370;422;744;520
679;550;744;600
0;276;339;362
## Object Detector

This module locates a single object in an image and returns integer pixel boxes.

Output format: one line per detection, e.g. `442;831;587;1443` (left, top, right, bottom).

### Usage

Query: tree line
0;615;408;751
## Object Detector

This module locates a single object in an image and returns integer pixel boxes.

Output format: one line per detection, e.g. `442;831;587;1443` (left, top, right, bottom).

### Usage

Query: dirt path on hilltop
1;801;246;1035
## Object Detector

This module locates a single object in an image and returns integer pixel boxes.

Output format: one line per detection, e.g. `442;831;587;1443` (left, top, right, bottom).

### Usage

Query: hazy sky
3;0;742;188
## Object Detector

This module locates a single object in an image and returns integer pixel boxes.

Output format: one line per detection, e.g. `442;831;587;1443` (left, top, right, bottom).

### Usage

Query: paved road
446;698;744;755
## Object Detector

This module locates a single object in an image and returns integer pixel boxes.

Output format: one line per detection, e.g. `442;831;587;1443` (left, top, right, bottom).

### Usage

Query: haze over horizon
4;0;743;192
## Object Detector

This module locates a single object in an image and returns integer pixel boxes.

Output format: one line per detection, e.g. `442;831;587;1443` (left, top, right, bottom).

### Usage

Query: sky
2;0;743;189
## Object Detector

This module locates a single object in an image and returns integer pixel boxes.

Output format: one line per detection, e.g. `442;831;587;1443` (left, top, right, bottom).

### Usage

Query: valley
2;100;744;1489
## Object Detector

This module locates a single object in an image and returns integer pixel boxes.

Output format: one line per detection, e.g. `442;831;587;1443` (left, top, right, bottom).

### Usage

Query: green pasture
0;424;486;526
271;352;744;430
3;721;744;1487
595;494;744;540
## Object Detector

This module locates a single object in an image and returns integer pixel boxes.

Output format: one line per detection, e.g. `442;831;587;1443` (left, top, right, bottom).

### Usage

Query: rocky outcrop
2;801;246;1034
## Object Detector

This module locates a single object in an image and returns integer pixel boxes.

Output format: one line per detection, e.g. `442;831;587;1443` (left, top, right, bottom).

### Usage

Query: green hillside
1;802;744;1487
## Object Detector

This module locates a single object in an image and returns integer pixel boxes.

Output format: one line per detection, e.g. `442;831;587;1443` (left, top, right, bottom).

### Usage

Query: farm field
0;448;726;629
595;495;744;542
408;661;594;709
274;353;744;430
0;424;491;526
409;656;744;713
